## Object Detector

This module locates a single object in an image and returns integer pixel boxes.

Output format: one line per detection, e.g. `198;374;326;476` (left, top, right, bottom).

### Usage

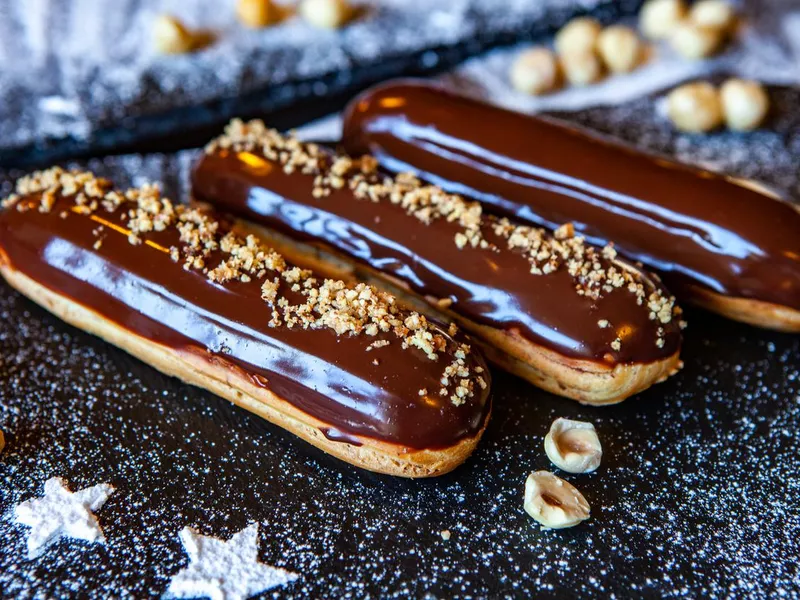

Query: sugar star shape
14;476;115;558
166;523;298;600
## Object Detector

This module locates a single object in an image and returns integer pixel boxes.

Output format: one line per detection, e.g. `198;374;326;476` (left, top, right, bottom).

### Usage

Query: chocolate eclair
192;120;683;405
0;168;491;477
341;81;800;332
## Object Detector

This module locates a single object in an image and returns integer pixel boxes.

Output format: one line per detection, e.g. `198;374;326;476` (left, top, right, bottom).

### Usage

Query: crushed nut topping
5;167;483;406
206;120;681;353
366;339;390;352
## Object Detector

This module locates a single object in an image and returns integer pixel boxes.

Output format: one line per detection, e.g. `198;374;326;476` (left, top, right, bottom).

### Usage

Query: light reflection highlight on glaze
342;82;800;310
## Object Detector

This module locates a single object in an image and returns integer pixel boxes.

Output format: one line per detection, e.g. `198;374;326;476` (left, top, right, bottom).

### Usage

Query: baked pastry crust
685;285;800;333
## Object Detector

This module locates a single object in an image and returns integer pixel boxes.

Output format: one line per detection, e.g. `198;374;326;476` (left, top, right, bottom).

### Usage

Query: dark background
1;0;799;598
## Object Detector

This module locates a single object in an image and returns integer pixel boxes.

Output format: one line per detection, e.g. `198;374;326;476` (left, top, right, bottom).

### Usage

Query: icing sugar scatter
13;477;115;558
166;524;297;599
0;156;799;597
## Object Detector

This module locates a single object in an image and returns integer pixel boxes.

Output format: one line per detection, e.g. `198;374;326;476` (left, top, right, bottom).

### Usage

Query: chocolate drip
0;189;490;450
341;81;800;312
321;427;364;446
192;144;681;365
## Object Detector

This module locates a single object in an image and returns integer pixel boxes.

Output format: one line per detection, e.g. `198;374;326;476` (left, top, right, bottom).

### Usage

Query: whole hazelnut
555;17;602;56
720;79;769;131
667;81;723;132
153;15;195;54
639;0;687;40
690;0;737;33
299;0;353;29
544;418;603;474
510;47;561;96
524;471;591;529
597;25;643;73
670;21;724;59
237;0;278;28
560;51;604;86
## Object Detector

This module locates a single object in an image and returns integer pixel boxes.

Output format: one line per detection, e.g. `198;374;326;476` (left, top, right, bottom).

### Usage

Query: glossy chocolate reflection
341;81;800;312
192;141;681;365
0;184;490;450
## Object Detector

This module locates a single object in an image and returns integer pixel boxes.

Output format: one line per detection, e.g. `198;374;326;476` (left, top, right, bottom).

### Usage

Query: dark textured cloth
0;0;638;163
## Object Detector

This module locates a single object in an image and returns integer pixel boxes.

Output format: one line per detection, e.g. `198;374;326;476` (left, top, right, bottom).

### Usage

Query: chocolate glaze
0;190;490;450
321;427;364;446
341;81;800;312
192;147;681;365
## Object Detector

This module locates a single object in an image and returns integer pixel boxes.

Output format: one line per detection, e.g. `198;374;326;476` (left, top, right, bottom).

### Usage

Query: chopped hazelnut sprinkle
205;120;681;352
4;167;482;406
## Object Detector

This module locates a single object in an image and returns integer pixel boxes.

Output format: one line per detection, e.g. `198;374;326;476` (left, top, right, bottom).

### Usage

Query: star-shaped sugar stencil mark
13;476;115;558
166;523;299;600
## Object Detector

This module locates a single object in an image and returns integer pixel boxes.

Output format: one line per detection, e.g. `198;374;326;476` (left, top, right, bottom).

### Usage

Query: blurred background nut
153;15;196;54
670;22;724;59
639;0;687;40
544;418;602;474
300;0;353;29
597;25;643;73
720;78;770;131
560;51;604;86
690;0;737;33
523;471;590;529
237;0;278;28
510;47;561;95
554;17;602;56
667;81;723;132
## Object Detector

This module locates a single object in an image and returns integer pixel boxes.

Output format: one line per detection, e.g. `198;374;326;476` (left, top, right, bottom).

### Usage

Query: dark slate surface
1;76;800;595
0;278;798;598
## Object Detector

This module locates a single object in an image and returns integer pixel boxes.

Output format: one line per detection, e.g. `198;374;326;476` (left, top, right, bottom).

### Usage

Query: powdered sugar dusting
0;156;798;597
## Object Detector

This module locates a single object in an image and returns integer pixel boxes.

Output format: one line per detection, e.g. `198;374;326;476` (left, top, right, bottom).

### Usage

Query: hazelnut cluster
523;417;603;529
510;0;741;96
510;16;644;96
667;78;770;132
640;0;737;59
154;0;355;54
